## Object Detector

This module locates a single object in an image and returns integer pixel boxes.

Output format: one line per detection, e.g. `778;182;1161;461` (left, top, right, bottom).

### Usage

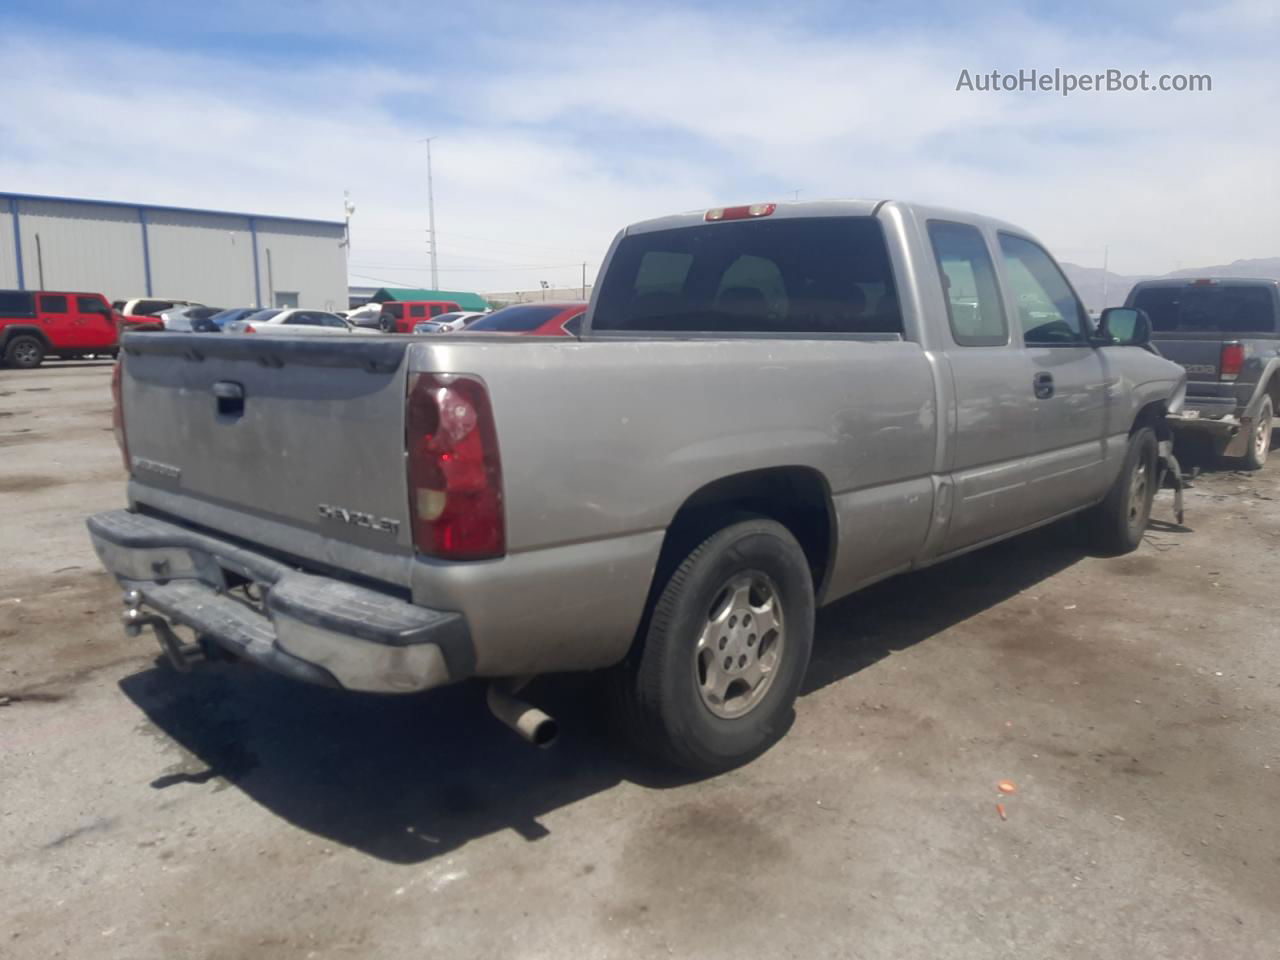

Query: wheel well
1132;400;1171;443
654;467;835;599
1;326;52;351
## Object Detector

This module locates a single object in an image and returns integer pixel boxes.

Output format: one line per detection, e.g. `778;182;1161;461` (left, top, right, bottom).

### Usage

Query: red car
377;300;462;333
1;289;120;368
464;302;586;337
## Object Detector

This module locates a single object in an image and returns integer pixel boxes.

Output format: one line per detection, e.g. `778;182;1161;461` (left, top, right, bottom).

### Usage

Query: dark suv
1128;278;1280;468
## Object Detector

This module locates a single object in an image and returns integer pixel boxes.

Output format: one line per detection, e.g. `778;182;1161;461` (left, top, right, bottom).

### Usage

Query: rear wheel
4;335;45;369
1087;426;1157;554
1242;395;1273;470
614;517;815;772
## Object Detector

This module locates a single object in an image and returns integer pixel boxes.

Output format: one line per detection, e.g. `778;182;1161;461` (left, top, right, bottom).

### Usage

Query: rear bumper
1167;408;1240;436
86;509;473;693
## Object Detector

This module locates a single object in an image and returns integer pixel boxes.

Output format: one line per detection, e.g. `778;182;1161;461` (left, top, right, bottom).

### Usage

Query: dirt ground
2;361;1278;959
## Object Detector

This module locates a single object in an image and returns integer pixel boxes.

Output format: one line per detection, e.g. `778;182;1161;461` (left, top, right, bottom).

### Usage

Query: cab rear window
1133;285;1278;334
592;217;903;336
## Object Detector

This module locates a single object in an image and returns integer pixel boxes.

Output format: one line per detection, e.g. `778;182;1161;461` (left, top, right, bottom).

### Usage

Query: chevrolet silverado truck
1127;277;1280;469
88;200;1186;771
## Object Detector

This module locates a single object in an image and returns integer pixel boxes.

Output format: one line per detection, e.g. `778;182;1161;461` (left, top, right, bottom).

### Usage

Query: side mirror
1097;307;1152;347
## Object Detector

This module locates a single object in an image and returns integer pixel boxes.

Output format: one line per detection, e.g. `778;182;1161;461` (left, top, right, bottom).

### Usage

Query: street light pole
1100;244;1110;308
422;137;439;290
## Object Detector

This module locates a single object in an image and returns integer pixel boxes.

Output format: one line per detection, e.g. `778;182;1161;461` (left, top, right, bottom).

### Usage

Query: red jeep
377;300;461;333
1;290;120;369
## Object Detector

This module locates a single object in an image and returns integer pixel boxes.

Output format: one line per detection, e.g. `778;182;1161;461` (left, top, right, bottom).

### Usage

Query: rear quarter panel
406;336;938;672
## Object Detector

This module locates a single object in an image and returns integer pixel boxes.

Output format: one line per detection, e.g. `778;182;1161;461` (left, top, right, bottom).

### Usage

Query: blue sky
1;0;1276;291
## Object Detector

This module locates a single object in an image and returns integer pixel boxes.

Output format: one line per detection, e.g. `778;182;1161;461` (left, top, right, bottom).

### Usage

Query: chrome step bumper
86;510;473;693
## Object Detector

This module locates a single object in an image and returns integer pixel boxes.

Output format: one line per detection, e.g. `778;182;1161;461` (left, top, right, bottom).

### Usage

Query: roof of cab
1129;277;1280;289
620;198;1039;241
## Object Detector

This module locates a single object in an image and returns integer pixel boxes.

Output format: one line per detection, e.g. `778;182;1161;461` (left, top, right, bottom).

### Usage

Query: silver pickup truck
88;200;1186;771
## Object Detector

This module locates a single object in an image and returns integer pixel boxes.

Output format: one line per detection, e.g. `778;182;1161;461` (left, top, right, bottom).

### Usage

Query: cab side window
998;233;1088;345
927;221;1007;346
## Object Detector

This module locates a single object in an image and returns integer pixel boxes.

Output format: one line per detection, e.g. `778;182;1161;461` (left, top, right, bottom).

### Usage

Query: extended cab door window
998;234;1089;345
927;221;1007;346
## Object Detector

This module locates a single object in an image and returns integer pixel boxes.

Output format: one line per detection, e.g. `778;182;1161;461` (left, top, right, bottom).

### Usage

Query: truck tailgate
119;333;416;581
1151;335;1225;380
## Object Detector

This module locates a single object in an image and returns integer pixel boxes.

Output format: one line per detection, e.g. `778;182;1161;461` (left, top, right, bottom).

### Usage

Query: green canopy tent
367;288;489;312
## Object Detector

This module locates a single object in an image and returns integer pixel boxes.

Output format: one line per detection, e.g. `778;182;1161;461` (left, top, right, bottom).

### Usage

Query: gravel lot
2;361;1278;959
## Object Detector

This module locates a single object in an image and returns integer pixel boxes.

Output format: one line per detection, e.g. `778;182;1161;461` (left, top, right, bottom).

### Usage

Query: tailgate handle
213;381;245;418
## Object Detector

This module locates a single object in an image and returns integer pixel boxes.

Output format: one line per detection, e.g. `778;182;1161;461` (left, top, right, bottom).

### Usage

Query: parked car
1128;278;1280;469
410;320;450;334
345;303;387;329
376;300;463;333
160;305;225;333
114;298;203;333
205;307;260;330
464;303;586;337
430;310;488;332
89;199;1186;772
1;289;119;368
223;308;379;336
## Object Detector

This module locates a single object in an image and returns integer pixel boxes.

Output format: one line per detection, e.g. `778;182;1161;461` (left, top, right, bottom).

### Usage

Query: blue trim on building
249;217;263;307
138;207;154;297
9;196;24;290
0;190;343;229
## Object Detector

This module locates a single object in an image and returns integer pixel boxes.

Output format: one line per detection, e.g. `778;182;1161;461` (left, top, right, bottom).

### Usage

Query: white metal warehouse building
0;192;347;311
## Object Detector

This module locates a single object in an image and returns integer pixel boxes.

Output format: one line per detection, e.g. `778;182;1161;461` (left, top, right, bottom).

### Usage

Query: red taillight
405;373;505;560
243;324;256;334
1220;342;1244;381
111;360;130;473
705;202;776;222
1191;278;1217;286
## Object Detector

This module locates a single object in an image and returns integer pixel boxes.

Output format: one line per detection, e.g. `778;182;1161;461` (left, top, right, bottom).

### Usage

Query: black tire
614;517;815;772
1241;394;1273;471
4;335;45;369
378;314;395;333
1087;426;1158;554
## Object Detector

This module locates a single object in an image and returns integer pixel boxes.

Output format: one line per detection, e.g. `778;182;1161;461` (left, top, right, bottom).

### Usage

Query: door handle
1033;372;1055;399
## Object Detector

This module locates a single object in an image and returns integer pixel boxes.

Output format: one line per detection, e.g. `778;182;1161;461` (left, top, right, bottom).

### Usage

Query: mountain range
1062;258;1280;312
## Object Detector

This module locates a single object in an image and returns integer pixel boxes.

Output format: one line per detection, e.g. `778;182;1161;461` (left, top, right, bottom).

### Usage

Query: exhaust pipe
487;682;558;748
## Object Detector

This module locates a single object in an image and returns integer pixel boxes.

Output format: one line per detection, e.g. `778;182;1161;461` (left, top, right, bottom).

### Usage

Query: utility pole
581;262;587;300
422;137;439;290
1100;244;1110;308
790;189;801;202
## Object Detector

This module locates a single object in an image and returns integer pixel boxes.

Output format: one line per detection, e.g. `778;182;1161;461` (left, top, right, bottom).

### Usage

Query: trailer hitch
121;591;204;672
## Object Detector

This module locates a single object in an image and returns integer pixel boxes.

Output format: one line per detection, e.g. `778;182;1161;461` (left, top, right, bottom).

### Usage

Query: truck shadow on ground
119;521;1093;865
